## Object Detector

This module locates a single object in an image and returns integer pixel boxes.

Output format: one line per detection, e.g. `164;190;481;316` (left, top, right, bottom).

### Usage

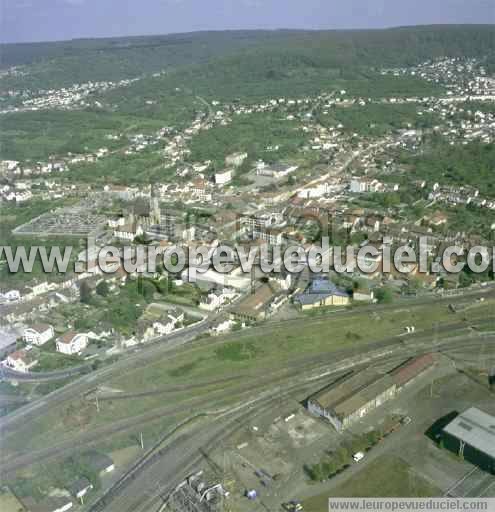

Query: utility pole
140;431;144;450
95;391;100;413
251;262;256;295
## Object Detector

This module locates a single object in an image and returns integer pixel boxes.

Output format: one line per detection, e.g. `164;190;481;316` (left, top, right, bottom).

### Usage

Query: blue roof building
294;278;350;310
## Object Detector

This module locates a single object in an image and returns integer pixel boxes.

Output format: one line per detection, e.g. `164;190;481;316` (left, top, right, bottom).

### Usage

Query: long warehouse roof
443;407;495;459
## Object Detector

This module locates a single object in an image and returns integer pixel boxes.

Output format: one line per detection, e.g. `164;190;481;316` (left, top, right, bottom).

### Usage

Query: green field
0;110;170;162
303;455;441;511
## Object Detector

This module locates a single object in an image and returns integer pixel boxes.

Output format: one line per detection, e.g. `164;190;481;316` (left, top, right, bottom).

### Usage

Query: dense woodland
1;25;494;91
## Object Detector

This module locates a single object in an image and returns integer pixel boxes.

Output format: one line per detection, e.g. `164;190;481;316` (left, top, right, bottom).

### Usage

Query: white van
353;451;365;462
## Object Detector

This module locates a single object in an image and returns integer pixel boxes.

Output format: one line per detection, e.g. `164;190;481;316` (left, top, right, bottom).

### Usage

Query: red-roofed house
5;349;38;373
56;332;89;355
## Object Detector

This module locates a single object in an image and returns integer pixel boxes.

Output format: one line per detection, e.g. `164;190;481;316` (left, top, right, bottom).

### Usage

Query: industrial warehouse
442;408;495;474
307;353;436;431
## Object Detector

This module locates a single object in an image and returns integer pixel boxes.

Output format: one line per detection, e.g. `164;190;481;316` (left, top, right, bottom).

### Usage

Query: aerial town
1;14;495;512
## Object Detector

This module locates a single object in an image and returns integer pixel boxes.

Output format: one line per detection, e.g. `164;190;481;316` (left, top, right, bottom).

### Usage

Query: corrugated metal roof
310;369;395;419
390;353;435;387
443;407;495;459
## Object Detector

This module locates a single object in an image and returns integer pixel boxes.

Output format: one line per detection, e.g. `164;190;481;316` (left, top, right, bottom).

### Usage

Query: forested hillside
1;25;494;91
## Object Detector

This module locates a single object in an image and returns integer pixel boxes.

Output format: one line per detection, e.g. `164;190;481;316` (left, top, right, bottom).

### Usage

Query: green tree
79;281;92;304
96;281;110;297
375;287;393;304
137;278;156;301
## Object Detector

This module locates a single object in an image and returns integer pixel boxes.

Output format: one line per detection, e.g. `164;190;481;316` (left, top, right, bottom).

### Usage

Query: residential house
137;304;185;341
353;288;375;302
56;332;89;355
1;289;21;302
69;477;94;501
199;288;237;312
23;324;54;346
225;152;248;167
21;496;73;512
215;169;233;186
4;349;38;373
191;178;212;201
256;162;298;178
82;451;115;476
210;319;235;336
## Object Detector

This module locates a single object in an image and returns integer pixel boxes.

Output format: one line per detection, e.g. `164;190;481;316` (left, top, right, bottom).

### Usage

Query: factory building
442;408;495;474
307;369;396;431
308;354;436;431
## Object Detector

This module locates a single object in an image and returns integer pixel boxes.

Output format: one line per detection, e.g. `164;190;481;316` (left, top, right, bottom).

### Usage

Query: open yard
303;455;441;511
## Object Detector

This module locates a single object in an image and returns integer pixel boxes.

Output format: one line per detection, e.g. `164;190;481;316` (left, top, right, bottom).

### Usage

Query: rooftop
233;283;275;317
28;323;52;333
390;353;435;387
58;331;81;344
310;368;396;419
443;407;495;459
295;279;349;305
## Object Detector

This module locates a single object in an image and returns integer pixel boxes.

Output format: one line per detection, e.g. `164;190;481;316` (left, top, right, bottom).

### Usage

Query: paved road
0;364;90;382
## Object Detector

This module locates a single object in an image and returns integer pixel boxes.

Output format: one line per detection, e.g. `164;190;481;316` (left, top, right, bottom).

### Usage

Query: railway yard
2;287;495;512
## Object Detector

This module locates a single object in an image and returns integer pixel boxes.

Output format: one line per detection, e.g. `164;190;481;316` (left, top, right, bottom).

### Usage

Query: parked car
353;451;365;462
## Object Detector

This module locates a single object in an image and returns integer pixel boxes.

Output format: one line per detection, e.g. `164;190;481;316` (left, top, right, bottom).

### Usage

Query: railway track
3;332;495;477
94;336;495;512
1;287;492;440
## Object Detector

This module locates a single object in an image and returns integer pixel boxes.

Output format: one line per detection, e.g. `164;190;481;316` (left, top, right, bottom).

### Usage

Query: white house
199;290;223;311
14;190;33;202
225;152;248;167
215;169;233;186
350;178;369;193
69;477;94;500
199;288;237;311
167;308;185;325
23;324;54;346
140;307;185;341
1;289;21;302
56;332;89;355
210;319;235;336
108;216;125;228
4;349;38;373
23;496;73;512
103;184;138;201
30;281;51;296
113;223;143;241
256;162;298;178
